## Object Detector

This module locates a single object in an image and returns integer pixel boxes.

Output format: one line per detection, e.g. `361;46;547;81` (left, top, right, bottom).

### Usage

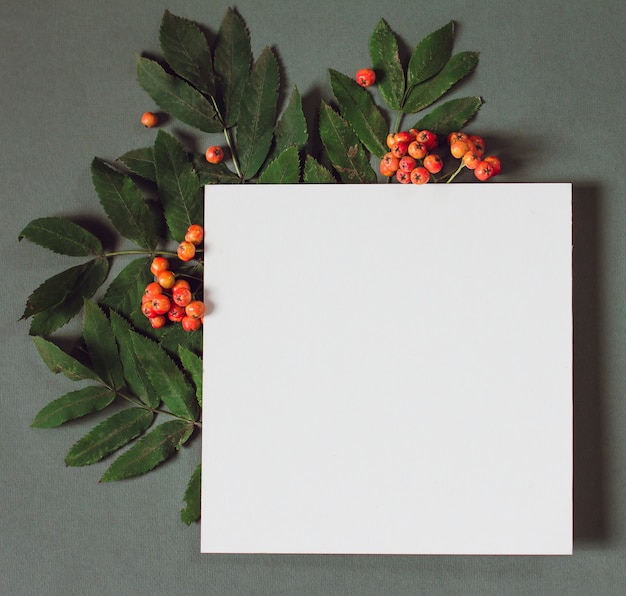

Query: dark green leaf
18;217;102;257
32;336;100;382
329;69;387;158
319;102;377;183
91;158;159;250
193;157;241;185
158;322;203;356
414;96;483;135
100;257;153;319
258;146;300;183
181;464;201;525
213;8;252;127
65;408;154;467
407;21;454;88
31;385;115;428
154;130;203;242
303;155;336;184
136;56;222;133
272;86;308;157
109;311;159;408
128;331;198;421
178;345;203;407
369;19;405;110
235;47;280;180
83;300;124;390
100;419;194;482
403;51;479;113
159;10;215;96
117;147;155;182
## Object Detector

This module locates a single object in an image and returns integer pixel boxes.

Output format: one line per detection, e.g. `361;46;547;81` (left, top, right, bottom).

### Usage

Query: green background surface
1;0;624;594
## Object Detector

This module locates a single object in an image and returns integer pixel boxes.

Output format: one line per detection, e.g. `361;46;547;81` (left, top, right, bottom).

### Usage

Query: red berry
150;294;171;315
410;167;430;185
407;141;428;160
398;156;417;173
474;161;495;181
394;131;413;144
167;304;186;323
355;68;376;87
450;140;473;159
141;302;157;318
390;142;409;158
185;224;204;245
205;145;224;164
141;111;158;128
468;135;486;156
417;130;437;150
172;286;192;307
172;279;191;292
423;153;443;174
381;152;400;175
395;169;411;184
462;150;481;170
447;131;468;145
185;300;206;319
144;282;163;298
149;315;167;329
181;316;202;332
150;256;169;276
483;155;501;176
177;241;196;262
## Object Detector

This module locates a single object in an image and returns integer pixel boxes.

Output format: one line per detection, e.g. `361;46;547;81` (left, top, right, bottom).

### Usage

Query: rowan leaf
154;130;203;242
91;158;159;250
403;51;479;113
32;336;100;382
369;19;405;110
258;146;300;183
22;264;84;320
117;147;155;182
181;464;201;525
159;10;215;96
100;419;194;482
407;21;454;88
303;155;336;184
31;386;116;428
272;86;308;156
319;102;377;183
18;217;102;257
414;96;483;134
136;56;222;133
82;300;124;390
235;47;280;180
213;8;252;127
329;69;387;158
158;322;203;357
193;158;241;185
100;257;153;320
178;345;202;407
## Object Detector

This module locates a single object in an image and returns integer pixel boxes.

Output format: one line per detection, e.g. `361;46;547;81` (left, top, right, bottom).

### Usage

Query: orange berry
141;111;158;128
144;282;163;298
410;167;430;185
157;270;176;289
177;241;196;262
185;224;204;245
181;316;202;332
355;68;376;87
205;145;224;164
407;141;427;160
423;153;443;174
185;300;206;319
149;315;167;329
150;256;169;276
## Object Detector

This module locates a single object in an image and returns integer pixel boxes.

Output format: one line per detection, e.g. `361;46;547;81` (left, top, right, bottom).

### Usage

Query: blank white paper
201;183;572;555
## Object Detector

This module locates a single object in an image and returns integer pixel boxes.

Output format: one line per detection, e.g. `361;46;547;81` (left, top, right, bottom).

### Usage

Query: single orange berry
167;304;186;323
407;141;427;160
410;167;430;185
185;300;206;319
143;282;163;298
150;315;167;329
181;315;202;332
483;155;501;176
172;286;192;307
423;153;443;174
185;224;204;245
205;145;224;164
141;111;158;128
172;279;191;292
355;68;376;87
157;270;176;289
150;256;169;276
177;241;196;262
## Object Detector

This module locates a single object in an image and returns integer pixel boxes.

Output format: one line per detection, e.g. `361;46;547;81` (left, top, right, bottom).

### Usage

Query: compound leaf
18;217;102;257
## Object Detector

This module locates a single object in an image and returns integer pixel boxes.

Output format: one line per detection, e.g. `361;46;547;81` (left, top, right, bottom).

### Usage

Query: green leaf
117;147;155;182
319;102;377;183
407;21;454;88
128;331;198;421
193;158;241;185
136;56;222;133
329;69;387;158
32;336;100;382
158;323;203;357
303;155;336;184
154;130;203;242
414;96;483;135
181;464;201;525
369;19;405;110
272;86;308;156
31;386;115;428
403;51;480;114
100;257;153;320
100;419;194;482
178;345;203;407
18;217;102;257
83;300;124;390
258;146;300;183
109;311;159;408
213;8;252;127
91;158;159;250
65;408;154;467
235;46;280;180
159;10;215;96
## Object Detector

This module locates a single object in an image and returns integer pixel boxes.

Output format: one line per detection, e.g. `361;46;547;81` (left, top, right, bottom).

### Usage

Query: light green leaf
178;345;202;407
414;96;483;135
31;386;115;428
319;102;377;183
65;408;154;467
159;10;215;96
18;217;102;257
407;21;454;88
213;8;252;127
32;336;100;382
329;69;387;158
235;46;280;180
303;155;336;184
181;464;201;525
258;146;300;184
100;419;194;482
100;257;153;320
403;51;479;113
117;147;155;182
83;300;124;390
369;19;405;110
154;130;203;242
91;158;159;250
136;56;222;133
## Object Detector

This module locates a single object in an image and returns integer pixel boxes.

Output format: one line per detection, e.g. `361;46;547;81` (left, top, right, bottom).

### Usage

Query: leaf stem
209;95;243;180
103;249;178;258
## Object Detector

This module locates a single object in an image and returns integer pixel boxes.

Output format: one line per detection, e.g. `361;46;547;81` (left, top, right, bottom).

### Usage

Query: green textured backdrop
1;0;624;594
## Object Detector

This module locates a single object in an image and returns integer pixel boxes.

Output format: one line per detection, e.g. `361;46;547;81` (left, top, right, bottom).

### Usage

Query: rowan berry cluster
380;129;501;184
140;224;205;332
